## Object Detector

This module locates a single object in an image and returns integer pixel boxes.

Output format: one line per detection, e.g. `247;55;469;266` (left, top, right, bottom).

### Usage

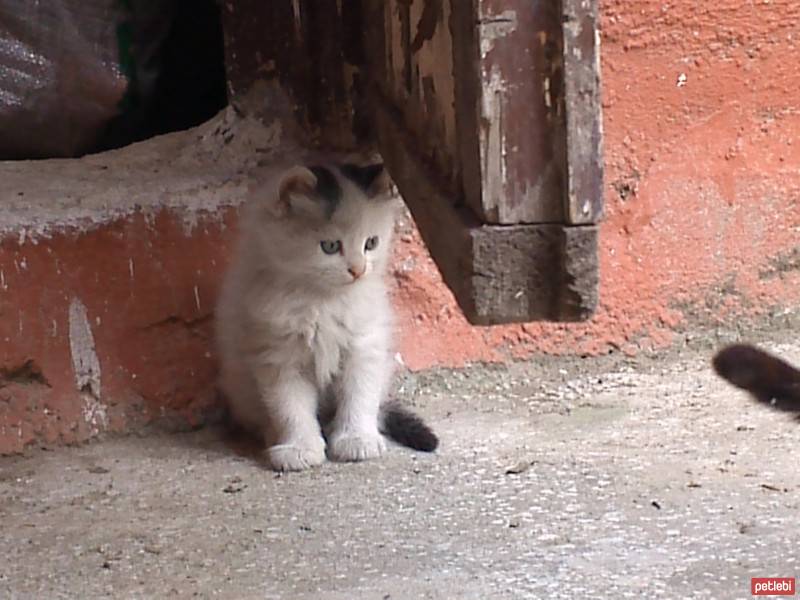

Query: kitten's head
250;162;399;290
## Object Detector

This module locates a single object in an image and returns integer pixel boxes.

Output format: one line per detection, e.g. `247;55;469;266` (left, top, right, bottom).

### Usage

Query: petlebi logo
751;578;796;596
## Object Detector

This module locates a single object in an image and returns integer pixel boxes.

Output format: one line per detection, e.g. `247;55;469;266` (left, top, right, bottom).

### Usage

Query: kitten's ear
340;163;393;198
272;166;323;218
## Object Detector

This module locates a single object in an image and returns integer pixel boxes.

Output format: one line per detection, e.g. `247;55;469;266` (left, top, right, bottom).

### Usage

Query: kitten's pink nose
348;266;365;280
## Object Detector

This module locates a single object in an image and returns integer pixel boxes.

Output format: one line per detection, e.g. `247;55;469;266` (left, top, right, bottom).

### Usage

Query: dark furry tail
380;402;439;452
712;344;800;414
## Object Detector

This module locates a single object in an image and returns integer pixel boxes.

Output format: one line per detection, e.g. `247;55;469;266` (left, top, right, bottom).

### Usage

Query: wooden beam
475;0;565;224
561;0;604;224
221;0;364;150
373;92;597;325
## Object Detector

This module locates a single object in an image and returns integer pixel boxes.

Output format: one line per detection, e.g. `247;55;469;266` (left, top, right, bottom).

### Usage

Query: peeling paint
480;66;508;217
68;297;102;399
82;396;108;435
385;0;458;181
543;76;552;108
479;10;517;57
520;161;557;213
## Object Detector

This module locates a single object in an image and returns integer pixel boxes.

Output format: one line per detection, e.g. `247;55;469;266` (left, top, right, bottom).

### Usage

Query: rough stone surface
2;340;799;599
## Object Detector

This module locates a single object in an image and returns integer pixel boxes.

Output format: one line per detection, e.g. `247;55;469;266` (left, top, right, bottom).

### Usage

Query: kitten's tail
379;402;439;452
712;343;800;413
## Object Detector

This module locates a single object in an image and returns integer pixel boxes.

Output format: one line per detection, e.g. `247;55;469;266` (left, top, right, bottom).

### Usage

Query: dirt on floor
2;332;799;599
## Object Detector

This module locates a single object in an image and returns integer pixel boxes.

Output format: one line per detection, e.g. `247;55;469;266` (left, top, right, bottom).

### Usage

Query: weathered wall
2;0;800;452
0;213;231;451
396;0;800;366
0;110;258;453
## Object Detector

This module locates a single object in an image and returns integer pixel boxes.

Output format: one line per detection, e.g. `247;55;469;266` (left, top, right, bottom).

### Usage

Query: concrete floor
2;341;799;600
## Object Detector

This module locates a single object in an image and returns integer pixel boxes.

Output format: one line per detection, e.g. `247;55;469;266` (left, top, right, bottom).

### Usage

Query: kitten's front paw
327;430;387;463
268;442;326;472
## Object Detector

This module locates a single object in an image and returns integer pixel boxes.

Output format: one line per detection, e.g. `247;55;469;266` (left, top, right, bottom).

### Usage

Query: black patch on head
309;165;341;216
339;163;384;194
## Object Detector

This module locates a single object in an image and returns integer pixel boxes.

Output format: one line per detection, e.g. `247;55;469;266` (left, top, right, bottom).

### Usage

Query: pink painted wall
393;0;800;368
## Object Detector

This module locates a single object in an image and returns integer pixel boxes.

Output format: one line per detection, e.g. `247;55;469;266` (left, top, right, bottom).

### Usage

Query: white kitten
215;161;438;471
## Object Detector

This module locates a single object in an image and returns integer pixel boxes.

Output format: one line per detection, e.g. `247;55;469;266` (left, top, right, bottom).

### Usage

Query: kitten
215;161;438;471
712;344;800;417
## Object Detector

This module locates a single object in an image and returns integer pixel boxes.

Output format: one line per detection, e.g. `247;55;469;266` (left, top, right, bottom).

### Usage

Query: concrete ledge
0;108;279;453
0;211;234;452
0;105;280;238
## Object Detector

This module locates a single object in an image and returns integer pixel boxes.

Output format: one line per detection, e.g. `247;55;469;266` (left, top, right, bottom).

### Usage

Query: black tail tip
408;428;439;453
382;405;439;452
712;343;763;381
712;343;800;411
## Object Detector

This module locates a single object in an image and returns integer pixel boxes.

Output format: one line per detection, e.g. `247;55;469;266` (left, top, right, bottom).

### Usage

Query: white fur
215;163;399;471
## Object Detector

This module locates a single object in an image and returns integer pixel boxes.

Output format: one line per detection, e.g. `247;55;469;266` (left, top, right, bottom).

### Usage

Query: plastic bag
0;0;174;159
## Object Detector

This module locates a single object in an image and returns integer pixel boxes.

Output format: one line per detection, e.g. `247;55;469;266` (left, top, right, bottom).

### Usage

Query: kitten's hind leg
261;371;326;471
327;348;389;462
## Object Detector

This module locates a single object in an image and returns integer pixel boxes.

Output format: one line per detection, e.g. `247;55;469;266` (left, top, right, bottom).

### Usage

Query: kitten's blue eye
364;236;379;251
320;240;341;255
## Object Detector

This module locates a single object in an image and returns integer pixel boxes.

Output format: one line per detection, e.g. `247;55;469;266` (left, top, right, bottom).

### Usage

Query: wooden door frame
365;0;603;323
